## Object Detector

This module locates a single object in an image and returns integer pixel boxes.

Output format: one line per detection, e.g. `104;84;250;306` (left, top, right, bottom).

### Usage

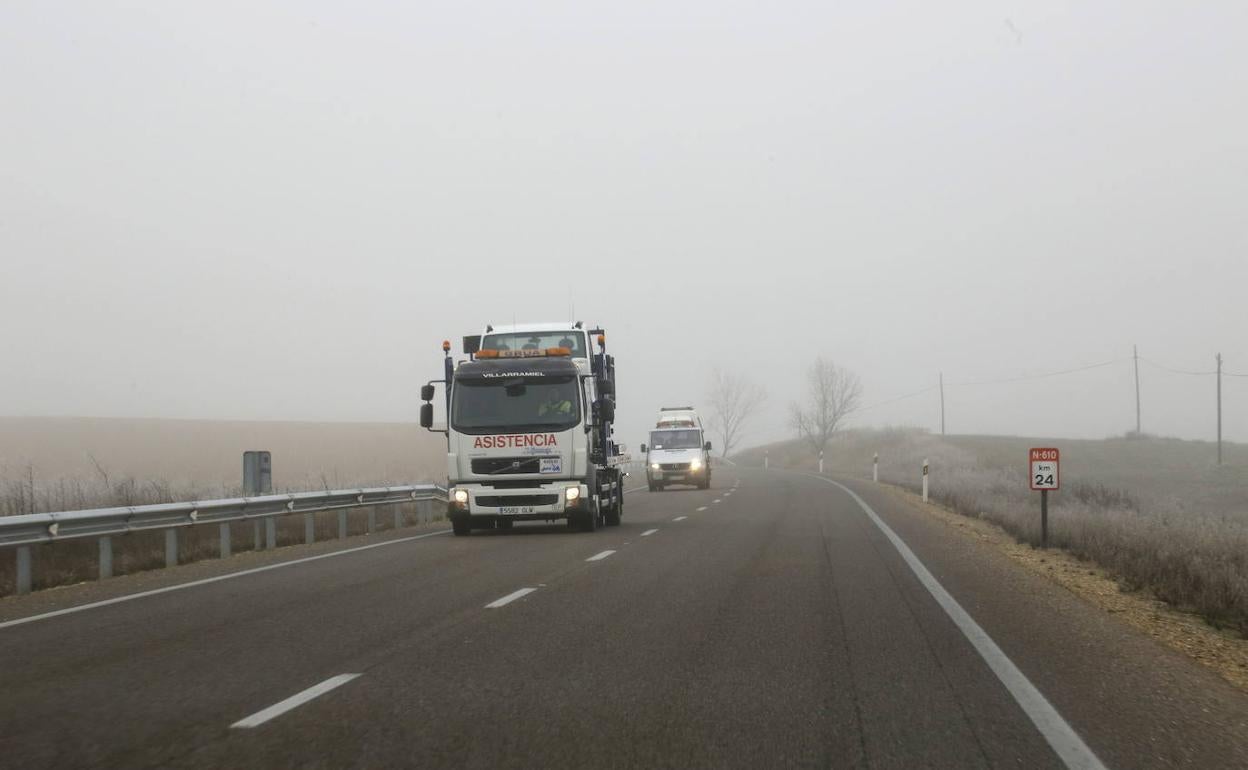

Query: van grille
660;463;690;471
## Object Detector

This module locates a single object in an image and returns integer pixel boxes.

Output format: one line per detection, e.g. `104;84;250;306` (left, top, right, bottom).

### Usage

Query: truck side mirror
640;443;647;453
463;335;481;355
420;384;435;402
704;441;713;451
599;400;615;422
420;403;434;428
599;380;615;397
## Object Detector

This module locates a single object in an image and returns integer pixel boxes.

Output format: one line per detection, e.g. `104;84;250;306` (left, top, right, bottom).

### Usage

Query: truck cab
641;407;712;491
421;322;627;535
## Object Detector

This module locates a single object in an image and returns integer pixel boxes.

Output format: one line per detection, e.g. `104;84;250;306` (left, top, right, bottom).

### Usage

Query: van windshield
650;430;702;450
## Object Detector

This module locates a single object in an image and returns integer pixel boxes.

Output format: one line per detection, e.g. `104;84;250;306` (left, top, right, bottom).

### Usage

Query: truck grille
472;457;541;474
660;463;690;471
475;495;560;508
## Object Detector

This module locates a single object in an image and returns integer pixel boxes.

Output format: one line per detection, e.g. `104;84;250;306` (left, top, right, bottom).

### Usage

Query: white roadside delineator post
873;453;879;483
819;450;824;475
922;458;929;503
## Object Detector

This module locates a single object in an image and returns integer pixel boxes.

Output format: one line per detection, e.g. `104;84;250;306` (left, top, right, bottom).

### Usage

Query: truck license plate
500;506;534;514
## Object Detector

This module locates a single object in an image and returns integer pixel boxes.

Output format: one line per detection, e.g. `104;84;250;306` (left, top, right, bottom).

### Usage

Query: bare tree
706;367;767;458
790;357;862;458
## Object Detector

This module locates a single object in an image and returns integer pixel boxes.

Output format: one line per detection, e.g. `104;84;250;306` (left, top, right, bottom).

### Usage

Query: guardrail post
165;529;178;568
368;508;376;534
393;503;403;530
16;546;32;594
338;510;348;539
99;536;113;580
219;523;232;558
253;521;263;551
305;513;315;545
265;518;277;550
417;498;432;525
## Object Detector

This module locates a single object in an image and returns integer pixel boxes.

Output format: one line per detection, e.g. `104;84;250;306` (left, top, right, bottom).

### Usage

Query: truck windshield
481;331;587;357
452;376;581;433
650;430;702;450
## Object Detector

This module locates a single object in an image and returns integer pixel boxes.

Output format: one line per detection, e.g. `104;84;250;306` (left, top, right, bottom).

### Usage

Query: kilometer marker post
1029;448;1060;548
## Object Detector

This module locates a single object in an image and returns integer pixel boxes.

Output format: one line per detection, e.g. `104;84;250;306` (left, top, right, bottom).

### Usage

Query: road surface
2;468;1245;768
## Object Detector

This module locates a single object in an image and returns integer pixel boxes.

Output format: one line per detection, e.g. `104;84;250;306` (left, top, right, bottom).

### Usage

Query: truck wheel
604;490;622;526
451;515;471;536
578;506;598;532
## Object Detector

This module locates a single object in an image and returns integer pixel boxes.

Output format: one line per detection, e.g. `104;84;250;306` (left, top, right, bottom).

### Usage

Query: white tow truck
640;407;712;491
419;323;629;535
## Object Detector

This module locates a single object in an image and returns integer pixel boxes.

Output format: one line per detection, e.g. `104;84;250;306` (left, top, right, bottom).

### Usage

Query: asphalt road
2;468;1246;769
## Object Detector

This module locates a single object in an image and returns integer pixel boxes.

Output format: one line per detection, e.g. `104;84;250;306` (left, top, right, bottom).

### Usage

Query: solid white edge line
673;516;688;521
485;587;538;609
231;673;361;729
585;550;616;562
640;529;658;537
812;475;1106;770
624;485;647;494
0;529;452;631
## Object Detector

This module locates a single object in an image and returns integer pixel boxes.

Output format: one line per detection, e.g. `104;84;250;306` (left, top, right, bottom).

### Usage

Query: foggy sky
2;1;1246;451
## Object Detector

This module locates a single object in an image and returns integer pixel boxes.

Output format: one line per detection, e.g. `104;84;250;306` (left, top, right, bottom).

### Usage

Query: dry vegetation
0;417;449;595
739;428;1248;636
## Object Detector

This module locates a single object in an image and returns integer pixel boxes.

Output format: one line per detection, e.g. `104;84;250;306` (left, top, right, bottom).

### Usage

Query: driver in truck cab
538;390;573;418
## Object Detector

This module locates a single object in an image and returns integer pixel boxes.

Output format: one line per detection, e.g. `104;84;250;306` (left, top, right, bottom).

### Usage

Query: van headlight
689;459;702;470
565;487;581;501
453;489;469;504
650;463;661;470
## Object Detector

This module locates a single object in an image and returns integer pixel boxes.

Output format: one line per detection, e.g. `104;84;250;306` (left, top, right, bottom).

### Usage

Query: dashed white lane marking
231;674;361;729
641;529;659;537
485;587;538;609
586;550;616;562
713;499;722;504
673;516;688;522
812;475;1107;770
696;506;708;512
0;529;452;631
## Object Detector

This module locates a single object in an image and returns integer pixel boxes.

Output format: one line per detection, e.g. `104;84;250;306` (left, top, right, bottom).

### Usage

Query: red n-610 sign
1029;447;1060;490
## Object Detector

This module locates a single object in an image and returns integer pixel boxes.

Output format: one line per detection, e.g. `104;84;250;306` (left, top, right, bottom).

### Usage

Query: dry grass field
0;416;448;515
738;428;1248;635
0;417;450;595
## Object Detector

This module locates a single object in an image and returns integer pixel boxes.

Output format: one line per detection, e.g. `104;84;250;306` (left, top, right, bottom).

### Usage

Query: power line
1140;358;1217;376
858;386;938;411
946;358;1126;388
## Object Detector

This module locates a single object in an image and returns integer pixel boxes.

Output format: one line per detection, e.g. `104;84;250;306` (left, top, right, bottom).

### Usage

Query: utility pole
1133;344;1142;435
1217;353;1223;466
939;371;946;436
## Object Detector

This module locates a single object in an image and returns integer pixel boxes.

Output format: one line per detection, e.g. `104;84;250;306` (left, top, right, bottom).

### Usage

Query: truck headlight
453;489;469;504
565;487;581;501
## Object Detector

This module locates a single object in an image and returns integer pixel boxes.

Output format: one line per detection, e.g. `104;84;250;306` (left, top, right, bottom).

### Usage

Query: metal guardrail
2;485;446;596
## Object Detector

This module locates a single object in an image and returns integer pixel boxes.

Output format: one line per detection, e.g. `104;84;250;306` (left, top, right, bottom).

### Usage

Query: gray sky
2;1;1246;449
